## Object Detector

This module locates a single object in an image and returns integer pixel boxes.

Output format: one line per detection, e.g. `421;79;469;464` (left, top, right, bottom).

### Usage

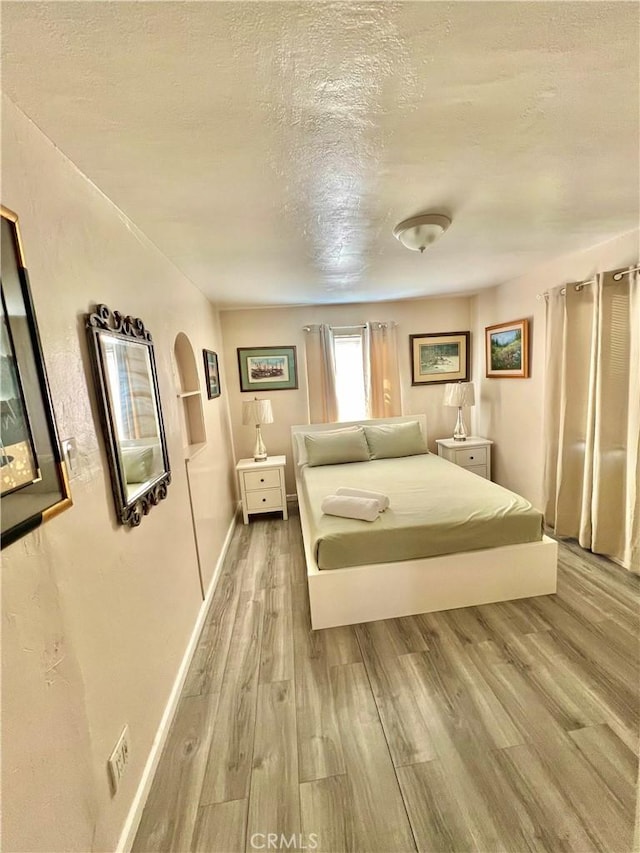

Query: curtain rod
331;324;368;330
613;264;640;281
303;323;389;331
536;280;594;301
303;324;366;331
536;264;639;301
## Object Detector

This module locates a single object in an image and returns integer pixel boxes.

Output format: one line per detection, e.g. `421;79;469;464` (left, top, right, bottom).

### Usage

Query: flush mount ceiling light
393;213;451;253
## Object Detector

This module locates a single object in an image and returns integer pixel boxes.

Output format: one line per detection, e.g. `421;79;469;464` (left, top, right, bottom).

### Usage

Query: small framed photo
410;331;470;386
485;319;529;378
237;346;298;392
203;349;221;399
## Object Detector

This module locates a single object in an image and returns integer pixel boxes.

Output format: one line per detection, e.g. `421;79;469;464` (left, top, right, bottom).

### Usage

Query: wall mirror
86;304;170;526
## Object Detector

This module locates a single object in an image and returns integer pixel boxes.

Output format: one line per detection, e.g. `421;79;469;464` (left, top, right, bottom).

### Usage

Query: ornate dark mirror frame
86;304;171;526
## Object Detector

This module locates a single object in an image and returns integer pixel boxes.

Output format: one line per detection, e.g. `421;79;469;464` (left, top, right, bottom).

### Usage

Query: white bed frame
292;416;558;630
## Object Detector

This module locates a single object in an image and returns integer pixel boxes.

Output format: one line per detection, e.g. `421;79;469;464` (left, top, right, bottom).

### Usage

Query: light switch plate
61;437;79;480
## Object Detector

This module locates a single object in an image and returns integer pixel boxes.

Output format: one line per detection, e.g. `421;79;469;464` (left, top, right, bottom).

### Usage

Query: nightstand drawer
243;468;281;491
466;464;489;479
436;437;492;482
246;488;283;511
454;447;487;467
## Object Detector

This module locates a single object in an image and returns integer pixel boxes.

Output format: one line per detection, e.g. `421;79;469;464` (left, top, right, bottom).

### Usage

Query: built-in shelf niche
184;442;207;461
174;332;206;454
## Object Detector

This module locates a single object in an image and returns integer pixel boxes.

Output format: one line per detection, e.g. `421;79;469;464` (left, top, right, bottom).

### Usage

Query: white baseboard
115;510;238;853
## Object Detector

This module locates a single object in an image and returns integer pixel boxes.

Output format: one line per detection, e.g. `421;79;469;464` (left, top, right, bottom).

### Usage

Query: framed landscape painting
410;331;470;386
485;318;529;378
203;349;221;399
237;346;298;392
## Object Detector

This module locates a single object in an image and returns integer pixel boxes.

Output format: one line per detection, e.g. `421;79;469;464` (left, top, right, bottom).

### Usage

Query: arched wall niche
173;332;206;456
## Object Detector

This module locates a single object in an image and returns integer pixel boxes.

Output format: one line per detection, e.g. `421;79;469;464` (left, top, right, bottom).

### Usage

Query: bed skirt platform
306;535;558;629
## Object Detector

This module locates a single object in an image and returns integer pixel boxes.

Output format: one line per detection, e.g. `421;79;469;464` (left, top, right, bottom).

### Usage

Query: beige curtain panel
304;324;338;423
543;267;640;572
366;322;402;419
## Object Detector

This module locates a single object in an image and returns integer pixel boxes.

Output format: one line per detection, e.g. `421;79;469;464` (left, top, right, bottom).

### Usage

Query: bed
292;415;558;629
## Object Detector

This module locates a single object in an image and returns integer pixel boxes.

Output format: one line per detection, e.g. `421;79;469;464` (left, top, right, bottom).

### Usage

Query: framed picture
1;206;72;547
203;349;221;399
485;318;529;378
237;346;298;392
410;331;470;386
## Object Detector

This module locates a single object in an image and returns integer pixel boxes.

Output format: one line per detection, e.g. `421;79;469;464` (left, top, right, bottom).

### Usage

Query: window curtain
365;322;402;418
543;268;640;572
304;324;338;423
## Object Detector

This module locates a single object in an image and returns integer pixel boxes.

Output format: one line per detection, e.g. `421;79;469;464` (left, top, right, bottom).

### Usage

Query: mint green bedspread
300;454;543;570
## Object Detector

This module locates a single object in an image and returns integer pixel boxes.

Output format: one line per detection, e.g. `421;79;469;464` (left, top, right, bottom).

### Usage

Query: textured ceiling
1;1;638;307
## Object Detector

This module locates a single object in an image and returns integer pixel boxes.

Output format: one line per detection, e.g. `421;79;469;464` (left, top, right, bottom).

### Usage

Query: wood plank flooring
133;510;639;853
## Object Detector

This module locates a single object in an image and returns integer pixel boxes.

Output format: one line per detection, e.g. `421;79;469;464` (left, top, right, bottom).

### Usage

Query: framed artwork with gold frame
485;318;530;378
1;206;72;547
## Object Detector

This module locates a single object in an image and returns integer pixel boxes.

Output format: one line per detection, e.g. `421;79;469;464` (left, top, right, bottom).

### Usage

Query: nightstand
236;455;288;524
435;437;493;480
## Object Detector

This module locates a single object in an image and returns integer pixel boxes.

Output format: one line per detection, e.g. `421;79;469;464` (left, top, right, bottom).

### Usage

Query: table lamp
443;382;475;441
242;397;273;461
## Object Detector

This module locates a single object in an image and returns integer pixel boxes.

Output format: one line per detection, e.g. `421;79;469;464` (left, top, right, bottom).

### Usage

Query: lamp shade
242;398;273;425
443;383;475;408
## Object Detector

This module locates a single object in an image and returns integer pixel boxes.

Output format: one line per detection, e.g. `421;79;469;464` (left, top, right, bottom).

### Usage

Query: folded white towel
335;486;390;512
321;494;379;523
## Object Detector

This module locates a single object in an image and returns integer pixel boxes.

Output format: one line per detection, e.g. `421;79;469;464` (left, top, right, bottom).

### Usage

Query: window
333;329;367;421
303;321;401;424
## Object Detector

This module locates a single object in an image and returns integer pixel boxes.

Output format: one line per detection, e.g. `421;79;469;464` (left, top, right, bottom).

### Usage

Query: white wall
1;98;236;852
471;228;639;508
220;297;473;492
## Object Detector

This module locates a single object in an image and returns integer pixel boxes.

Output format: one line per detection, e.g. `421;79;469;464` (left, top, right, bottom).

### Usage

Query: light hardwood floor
133;509;639;853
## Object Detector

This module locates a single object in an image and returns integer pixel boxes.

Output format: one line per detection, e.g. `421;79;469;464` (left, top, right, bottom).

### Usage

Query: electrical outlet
107;726;130;795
